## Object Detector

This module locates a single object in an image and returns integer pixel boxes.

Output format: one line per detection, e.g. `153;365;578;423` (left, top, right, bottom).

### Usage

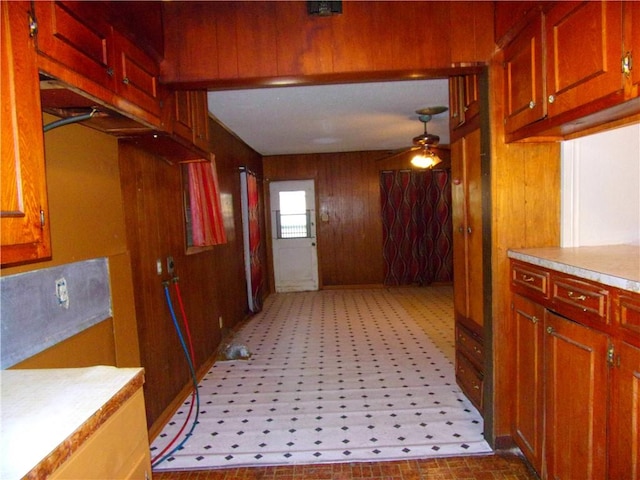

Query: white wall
561;123;640;247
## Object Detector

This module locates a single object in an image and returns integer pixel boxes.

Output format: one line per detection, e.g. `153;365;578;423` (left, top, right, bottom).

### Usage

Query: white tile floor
151;287;490;471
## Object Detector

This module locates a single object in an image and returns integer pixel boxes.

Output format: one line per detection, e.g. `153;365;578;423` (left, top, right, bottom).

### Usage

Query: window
182;159;227;252
276;190;311;239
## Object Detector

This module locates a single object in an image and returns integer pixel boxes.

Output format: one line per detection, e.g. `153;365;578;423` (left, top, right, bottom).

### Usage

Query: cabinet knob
529;100;536;109
28;12;38;37
467;226;472;234
106;67;114;77
622;52;632;78
548;94;555;104
122;77;130;85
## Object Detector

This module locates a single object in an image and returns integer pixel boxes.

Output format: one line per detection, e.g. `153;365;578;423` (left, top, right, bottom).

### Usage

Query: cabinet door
1;1;51;266
545;1;624;118
113;30;161;117
191;90;210;151
451;138;467;316
511;294;545;473
33;1;115;89
545;311;609;480
503;12;545;133
610;341;640;480
464;129;483;326
172;90;194;141
451;129;483;326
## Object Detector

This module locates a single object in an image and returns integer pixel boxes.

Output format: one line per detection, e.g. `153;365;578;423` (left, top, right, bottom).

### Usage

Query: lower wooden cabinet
511;294;544;474
50;389;152;480
454;319;484;412
544;311;609;480
510;259;640;479
609;341;640;479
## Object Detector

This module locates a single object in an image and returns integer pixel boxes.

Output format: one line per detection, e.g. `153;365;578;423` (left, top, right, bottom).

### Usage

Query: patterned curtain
380;169;453;286
188;158;227;246
241;169;264;312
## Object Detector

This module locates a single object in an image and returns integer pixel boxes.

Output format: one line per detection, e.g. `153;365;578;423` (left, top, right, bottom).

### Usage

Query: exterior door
269;180;318;292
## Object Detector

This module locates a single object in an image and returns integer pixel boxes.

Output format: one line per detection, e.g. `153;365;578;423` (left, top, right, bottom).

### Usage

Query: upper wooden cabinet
501;0;639;142
32;1;116;90
32;1;164;127
1;1;51;267
503;12;545;134
171;90;210;152
113;30;162;118
449;74;481;140
545;1;623;119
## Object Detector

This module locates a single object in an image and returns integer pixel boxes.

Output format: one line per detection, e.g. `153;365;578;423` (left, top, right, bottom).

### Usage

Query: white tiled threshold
151;286;491;471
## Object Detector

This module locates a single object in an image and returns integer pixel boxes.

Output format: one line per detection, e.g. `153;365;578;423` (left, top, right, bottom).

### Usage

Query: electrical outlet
55;277;69;309
167;256;175;275
156;259;163;276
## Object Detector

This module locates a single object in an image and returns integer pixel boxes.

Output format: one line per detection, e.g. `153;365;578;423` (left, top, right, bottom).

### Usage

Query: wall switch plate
55;277;69;309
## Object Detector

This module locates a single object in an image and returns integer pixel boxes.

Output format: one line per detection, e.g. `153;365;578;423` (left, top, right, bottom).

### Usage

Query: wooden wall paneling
367;2;450;71
275;1;334;76
487;51;561;445
214;2;240;81
264;151;387;288
160;2;221;83
450;1;495;65
329;1;376;74
119;116;264;430
233;1;278;79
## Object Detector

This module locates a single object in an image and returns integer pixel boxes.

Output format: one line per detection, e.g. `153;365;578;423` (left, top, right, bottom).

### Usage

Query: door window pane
277;190;310;238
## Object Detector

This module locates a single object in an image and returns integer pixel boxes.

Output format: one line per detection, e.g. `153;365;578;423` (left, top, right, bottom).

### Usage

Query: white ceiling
206;79;450;156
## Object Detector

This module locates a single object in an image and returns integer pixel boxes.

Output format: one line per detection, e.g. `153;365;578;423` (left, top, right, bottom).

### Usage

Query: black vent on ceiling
307;1;342;16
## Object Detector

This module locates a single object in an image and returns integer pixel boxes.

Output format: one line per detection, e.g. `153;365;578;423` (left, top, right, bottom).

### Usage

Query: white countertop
0;366;143;480
508;244;640;292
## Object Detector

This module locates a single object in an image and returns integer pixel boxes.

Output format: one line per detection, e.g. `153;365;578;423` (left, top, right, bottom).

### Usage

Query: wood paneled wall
486;50;561;443
263;148;450;287
161;1;495;86
119;119;264;431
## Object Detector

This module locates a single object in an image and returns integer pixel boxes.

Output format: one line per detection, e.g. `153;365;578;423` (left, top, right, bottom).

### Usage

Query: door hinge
622;51;633;77
40;209;45;228
28;11;38;38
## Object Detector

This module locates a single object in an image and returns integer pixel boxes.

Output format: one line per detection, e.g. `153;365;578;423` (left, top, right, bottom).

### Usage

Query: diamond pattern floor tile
151;287;491;471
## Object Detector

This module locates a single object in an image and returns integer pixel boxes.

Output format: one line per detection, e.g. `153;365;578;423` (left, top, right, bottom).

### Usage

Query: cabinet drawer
456;324;483;370
455;351;483;411
511;262;550;301
618;293;640;341
551;276;610;325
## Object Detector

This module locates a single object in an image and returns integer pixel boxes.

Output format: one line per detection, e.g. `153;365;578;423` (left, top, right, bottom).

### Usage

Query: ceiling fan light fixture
411;148;442;169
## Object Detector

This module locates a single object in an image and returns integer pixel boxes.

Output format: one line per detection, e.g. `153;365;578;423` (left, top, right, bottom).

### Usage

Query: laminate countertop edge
508;244;640;293
1;366;145;480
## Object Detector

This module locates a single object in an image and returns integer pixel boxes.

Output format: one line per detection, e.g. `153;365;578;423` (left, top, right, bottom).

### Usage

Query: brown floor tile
152;453;537;480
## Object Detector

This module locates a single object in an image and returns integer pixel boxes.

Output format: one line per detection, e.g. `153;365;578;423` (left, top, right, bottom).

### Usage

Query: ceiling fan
378;106;448;168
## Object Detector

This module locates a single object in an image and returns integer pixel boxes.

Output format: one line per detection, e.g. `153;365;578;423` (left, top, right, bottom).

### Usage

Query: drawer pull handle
521;275;535;283
567;291;587;301
473;384;480;390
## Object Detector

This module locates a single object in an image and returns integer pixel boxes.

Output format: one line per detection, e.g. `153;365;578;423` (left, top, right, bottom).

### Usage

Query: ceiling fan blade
374;146;419;162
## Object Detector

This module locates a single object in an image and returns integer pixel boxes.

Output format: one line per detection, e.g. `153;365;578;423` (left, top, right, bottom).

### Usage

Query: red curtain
188;158;227;246
380;169;453;285
242;169;264;312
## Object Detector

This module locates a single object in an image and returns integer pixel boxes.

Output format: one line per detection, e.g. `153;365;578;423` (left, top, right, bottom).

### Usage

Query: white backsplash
561;122;640;247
